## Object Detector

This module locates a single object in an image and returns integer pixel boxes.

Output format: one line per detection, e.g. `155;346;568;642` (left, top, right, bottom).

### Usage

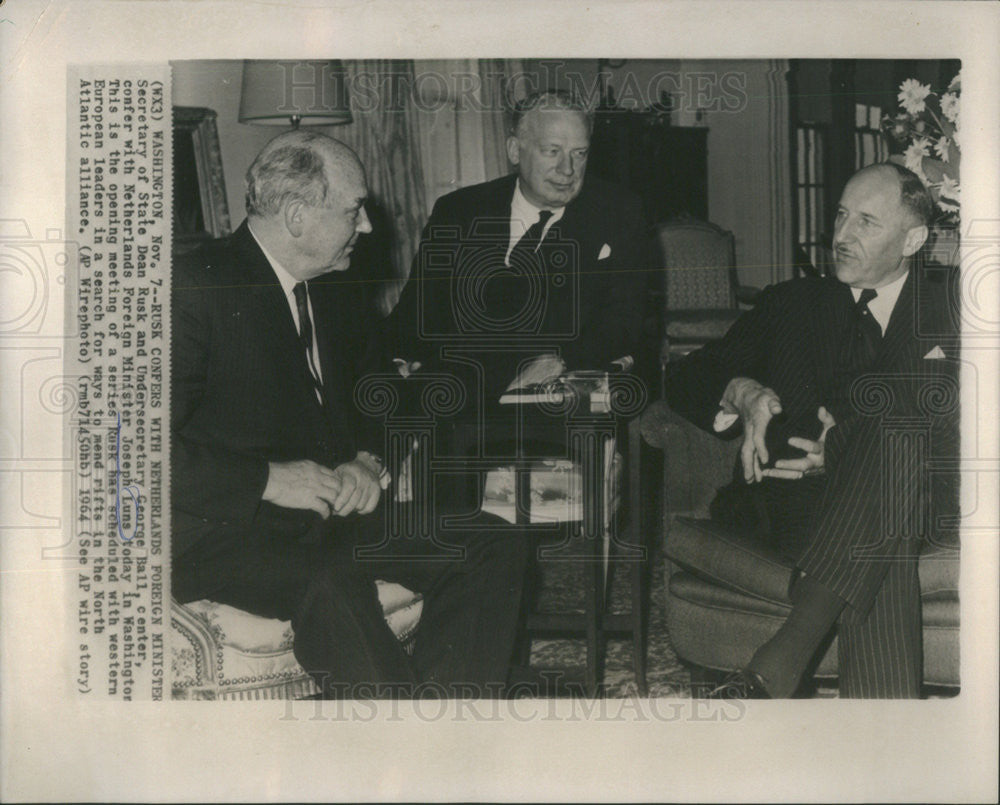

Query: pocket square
924;345;946;360
598;243;611;260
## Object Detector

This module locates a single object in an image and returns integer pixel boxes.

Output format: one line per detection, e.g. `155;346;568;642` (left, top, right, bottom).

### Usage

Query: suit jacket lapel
876;269;916;370
234;223;328;416
816;277;854;383
474;175;516;241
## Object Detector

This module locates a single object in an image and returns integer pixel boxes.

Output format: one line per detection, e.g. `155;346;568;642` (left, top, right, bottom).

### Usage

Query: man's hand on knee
722;377;783;483
263;460;342;517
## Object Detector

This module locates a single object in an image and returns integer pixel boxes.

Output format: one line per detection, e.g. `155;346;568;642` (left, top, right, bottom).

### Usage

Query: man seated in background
384;88;654;404
171;130;528;699
665;163;959;698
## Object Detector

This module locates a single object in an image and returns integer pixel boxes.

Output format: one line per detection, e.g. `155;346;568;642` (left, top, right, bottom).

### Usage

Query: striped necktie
292;282;324;405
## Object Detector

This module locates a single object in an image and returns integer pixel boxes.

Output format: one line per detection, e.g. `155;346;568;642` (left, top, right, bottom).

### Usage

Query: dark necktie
507;209;554;268
852;287;882;370
292;281;324;405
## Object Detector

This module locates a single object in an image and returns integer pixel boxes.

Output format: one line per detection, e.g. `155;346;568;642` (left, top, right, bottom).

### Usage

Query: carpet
526;544;690;697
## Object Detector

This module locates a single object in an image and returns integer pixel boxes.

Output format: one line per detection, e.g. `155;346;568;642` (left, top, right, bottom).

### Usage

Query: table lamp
238;60;352;128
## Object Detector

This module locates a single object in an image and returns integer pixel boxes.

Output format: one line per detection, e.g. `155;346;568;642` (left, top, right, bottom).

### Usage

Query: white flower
940;91;959;124
903;138;931;178
937;198;960;215
898;79;932;114
934;136;951;162
939;174;960;203
948;71;961;93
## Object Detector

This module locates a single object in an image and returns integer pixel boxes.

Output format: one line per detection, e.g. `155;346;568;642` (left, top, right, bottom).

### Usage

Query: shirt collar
510;179;566;232
248;221;299;300
850;270;909;335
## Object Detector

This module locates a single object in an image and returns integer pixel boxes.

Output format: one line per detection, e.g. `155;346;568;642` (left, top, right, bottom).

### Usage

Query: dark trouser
173;505;529;698
836;555;922;698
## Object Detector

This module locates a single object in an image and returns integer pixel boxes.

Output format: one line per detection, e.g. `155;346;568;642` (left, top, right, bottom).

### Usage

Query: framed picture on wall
173;105;231;253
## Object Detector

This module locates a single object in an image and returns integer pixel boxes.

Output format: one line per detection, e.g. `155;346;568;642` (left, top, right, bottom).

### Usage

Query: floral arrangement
881;72;961;223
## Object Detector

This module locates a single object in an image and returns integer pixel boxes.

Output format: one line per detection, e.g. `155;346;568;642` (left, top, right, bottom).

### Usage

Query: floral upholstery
171;580;423;700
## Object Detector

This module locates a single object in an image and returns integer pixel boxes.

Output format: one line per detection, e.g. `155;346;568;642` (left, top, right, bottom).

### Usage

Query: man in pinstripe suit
665;163;960;697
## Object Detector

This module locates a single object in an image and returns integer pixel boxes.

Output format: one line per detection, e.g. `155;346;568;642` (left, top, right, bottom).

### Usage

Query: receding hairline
258;130;363;181
848;163;931;227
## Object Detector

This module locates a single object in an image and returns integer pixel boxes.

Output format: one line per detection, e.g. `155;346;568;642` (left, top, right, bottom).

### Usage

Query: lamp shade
239;60;352;127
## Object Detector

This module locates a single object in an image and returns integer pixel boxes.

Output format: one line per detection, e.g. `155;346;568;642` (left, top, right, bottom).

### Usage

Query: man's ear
505;135;521;166
902;224;929;257
284;200;305;237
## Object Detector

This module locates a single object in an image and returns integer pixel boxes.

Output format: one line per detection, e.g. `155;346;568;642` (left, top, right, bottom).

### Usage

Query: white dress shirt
851;269;908;336
504;180;565;266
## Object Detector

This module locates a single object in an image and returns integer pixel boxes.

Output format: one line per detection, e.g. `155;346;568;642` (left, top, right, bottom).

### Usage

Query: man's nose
555;153;574;176
833;216;852;245
357;206;373;234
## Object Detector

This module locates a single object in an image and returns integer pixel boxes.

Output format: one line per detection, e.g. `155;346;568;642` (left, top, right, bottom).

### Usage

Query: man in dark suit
665;163;959;698
171;130;528;698
385;89;653;404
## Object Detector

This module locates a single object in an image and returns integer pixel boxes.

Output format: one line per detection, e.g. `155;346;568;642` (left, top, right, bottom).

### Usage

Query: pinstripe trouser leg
837;556;923;698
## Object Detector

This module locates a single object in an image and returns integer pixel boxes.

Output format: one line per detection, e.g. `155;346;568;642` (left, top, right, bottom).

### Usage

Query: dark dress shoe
704;669;772;699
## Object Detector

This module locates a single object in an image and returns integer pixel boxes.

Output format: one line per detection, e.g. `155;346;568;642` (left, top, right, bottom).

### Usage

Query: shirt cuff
713;409;740;433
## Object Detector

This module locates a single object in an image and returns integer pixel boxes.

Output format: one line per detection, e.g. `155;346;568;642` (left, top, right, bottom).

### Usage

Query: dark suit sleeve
663;284;779;433
171;260;269;524
561;191;654;371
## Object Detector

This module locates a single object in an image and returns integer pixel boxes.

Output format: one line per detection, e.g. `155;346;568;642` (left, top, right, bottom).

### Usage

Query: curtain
477;59;524;182
338;59;524;315
339;60;427;316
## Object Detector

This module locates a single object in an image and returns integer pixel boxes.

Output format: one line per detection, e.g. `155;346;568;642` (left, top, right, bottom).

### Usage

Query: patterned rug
527;545;690;697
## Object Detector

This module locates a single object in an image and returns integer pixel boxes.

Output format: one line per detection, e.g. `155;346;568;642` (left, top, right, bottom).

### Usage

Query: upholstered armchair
656;218;759;369
171;582;423;700
640;399;960;694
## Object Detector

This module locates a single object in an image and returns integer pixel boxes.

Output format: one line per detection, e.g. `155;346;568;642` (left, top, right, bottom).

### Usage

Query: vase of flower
881;72;961;227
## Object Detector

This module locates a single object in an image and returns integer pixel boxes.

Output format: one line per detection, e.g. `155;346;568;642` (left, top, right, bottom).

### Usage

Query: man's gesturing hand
763;406;837;480
263;460;342;517
722;377;783;483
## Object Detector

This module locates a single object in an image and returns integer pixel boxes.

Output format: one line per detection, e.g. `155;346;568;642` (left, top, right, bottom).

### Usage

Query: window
793;123;828;275
854;103;889;170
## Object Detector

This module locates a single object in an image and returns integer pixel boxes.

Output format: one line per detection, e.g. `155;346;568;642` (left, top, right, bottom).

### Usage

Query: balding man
665;163;960;698
171;130;527;698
